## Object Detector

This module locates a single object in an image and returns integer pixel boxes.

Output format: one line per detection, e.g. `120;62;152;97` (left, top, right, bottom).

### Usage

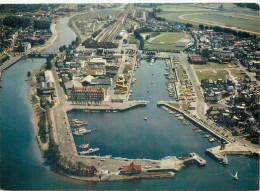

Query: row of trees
34;20;51;30
234;3;259;10
133;29;144;50
3;15;31;29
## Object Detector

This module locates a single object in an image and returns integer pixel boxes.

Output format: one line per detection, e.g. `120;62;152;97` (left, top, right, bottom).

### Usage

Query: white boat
149;96;152;99
78;148;100;155
78;144;89;149
144;117;147;120
222;155;229;165
151;81;154;84
233;172;238;180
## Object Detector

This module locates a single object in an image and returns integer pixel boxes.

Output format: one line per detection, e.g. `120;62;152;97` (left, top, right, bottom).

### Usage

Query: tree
46;57;52;69
27;71;31;77
123;39;128;44
199;24;204;30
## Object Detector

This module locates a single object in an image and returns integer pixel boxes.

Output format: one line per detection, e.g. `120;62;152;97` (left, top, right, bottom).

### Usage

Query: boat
222;154;229;165
69;119;78;122
150;63;154;66
151;81;154;84
149;96;152;99
233;172;238;180
208;137;215;142
147;89;149;92
78;144;89;149
152;73;154;75
78;148;100;155
144;117;147;120
200;132;206;135
151;58;154;63
147;85;149;87
73;127;95;136
192;127;198;130
196;130;202;133
176;114;181;117
204;134;210;138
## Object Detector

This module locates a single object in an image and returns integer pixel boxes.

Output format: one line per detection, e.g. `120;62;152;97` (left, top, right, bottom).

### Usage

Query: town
0;3;259;187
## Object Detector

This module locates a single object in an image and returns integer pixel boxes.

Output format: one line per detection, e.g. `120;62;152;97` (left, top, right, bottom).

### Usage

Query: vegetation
34;20;51;30
91;29;102;38
133;29;144;50
1;55;10;65
31;95;38;104
0;4;59;13
38;111;47;143
3;16;31;29
150;33;185;44
234;3;259;10
46;57;52;69
196;70;228;81
193;62;232;70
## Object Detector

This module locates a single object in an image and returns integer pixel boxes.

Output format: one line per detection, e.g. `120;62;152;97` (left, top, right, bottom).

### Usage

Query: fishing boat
233;172;238;180
147;89;149;92
78;148;100;155
192;127;198;130
222;155;229;165
69;119;78;122
204;134;210;138
144;117;147;120
78;144;89;149
196;130;202;133
149;96;152;99
208;137;215;142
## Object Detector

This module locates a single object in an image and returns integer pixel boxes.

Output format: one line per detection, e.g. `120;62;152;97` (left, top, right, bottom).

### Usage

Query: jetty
0;55;22;81
206;143;260;161
183;152;206;166
67;100;149;112
157;101;233;143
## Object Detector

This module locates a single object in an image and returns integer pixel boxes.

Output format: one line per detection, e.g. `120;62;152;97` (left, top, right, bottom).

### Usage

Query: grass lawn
144;33;186;51
230;69;249;79
193;62;233;70
150;33;185;44
196;70;228;81
177;67;185;79
169;103;189;110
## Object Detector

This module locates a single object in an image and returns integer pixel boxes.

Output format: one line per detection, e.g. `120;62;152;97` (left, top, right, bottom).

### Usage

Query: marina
0;12;259;190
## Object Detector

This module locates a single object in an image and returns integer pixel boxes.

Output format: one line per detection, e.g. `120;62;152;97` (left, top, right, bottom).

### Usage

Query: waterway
0;15;259;190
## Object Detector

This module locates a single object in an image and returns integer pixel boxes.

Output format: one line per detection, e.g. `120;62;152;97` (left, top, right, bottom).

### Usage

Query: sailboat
233;171;238;180
222;154;229;165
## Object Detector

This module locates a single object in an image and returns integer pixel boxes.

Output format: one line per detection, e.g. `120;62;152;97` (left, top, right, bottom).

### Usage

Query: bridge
27;51;56;58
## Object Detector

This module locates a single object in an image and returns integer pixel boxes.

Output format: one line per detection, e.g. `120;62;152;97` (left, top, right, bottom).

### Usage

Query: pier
206;143;260;161
66;100;149;112
183;152;206;166
0;55;22;81
157;101;233;143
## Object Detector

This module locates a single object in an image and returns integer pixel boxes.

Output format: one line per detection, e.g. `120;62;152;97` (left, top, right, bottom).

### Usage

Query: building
122;162;142;175
37;81;55;95
70;86;105;104
64;80;83;96
188;54;207;64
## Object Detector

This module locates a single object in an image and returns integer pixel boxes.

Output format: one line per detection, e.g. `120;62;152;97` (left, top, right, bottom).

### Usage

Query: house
37;81;55;95
70;87;105;104
188;54;207;64
122;162;142;175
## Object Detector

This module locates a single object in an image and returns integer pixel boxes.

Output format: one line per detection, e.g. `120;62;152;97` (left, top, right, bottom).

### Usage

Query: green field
150;33;185;44
193;62;233;70
155;3;259;34
144;33;186;51
230;69;249;79
196;70;228;81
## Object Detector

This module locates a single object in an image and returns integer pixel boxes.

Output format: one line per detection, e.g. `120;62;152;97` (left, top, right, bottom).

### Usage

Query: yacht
233;172;238;180
144;117;148;120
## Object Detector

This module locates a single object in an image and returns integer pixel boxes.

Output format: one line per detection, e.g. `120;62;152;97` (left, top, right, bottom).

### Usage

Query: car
100;159;105;161
91;157;95;159
244;144;247;147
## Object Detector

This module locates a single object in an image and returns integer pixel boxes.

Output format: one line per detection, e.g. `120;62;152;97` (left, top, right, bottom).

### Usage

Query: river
0;15;259;190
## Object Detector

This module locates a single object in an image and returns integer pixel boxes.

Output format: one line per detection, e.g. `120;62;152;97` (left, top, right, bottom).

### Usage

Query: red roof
123;162;141;172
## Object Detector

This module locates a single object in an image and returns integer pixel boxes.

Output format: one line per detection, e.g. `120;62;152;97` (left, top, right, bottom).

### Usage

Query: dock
67;100;149;112
157;101;233;143
206;143;260;161
0;55;22;81
183;152;206;166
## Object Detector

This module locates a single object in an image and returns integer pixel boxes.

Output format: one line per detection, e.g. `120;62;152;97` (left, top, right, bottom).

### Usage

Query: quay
0;55;22;81
183;152;206;166
157;101;233;144
206;143;260;161
66;100;149;112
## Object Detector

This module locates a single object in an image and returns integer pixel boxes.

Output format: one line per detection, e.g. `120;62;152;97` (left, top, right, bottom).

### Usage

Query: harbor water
0;16;259;190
